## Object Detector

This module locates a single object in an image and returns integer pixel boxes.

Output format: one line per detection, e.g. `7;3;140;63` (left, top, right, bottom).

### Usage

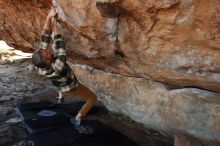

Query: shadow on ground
0;60;172;146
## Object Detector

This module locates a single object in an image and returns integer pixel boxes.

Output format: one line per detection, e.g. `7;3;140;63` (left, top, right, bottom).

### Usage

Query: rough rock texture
0;0;220;145
0;0;50;52
1;0;220;92
70;63;220;145
54;0;220;92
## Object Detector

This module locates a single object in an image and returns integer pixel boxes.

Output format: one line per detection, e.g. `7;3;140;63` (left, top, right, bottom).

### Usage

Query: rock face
0;0;220;145
54;0;220;92
70;63;220;145
0;0;50;52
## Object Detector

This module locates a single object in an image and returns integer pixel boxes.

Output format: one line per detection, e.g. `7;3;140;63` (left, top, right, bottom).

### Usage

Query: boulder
0;0;220;144
70;63;220;145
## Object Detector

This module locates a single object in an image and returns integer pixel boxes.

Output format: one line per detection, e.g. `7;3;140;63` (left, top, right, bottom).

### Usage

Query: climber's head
32;49;53;69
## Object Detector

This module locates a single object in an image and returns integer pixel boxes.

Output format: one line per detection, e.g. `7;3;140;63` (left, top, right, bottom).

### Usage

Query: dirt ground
0;57;173;146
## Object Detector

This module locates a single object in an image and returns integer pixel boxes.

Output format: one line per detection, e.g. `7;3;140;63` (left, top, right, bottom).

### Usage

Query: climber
32;8;97;126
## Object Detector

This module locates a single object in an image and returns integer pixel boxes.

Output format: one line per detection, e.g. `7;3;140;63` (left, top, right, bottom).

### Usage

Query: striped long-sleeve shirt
37;30;78;92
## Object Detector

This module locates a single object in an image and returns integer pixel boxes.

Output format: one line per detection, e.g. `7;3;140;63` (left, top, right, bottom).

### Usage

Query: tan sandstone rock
54;0;220;92
70;63;220;145
1;0;220;92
